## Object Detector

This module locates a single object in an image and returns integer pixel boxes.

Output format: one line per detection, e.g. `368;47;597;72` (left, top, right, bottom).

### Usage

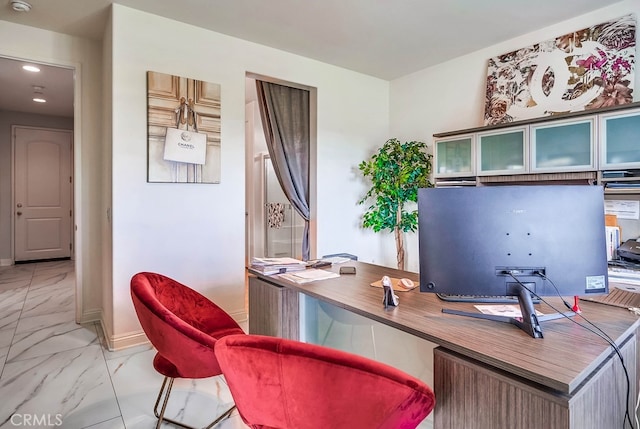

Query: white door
14;126;72;262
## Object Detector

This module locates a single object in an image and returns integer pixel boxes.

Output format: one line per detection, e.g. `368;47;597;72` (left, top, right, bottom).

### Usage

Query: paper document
474;305;544;318
605;200;640;220
321;256;352;264
279;269;340;284
251;257;305;266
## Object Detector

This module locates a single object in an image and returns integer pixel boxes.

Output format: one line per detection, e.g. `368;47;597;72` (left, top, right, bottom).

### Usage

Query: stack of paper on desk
279;269;340;284
250;257;307;275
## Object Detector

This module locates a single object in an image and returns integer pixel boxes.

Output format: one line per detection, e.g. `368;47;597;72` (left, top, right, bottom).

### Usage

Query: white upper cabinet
599;108;640;170
477;127;527;176
530;117;595;173
433;103;640;185
434;134;475;178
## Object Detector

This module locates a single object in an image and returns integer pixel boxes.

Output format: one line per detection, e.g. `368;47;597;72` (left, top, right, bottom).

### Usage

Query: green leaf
358;138;433;237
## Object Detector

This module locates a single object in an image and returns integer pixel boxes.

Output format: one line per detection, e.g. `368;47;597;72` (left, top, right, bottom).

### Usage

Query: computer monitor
418;185;608;338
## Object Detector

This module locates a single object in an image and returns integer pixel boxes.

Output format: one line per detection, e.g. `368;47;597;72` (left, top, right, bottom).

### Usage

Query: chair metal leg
203;405;236;429
153;376;236;429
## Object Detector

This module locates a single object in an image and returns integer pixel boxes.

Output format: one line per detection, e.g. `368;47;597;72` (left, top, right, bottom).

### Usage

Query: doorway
0;57;75;265
244;74;317;264
0;56;76;273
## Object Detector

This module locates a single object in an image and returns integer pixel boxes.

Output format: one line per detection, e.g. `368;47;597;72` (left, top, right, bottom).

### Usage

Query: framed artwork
484;14;636;125
147;71;221;183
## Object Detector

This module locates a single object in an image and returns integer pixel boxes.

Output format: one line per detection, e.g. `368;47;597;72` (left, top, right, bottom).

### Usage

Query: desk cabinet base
248;276;299;340
434;337;636;429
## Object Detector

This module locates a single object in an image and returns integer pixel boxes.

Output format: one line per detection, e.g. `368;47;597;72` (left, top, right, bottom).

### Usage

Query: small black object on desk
339;266;356;275
308;260;332;269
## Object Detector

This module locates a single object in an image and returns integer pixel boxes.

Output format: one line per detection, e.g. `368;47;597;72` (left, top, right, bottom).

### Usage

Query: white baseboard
230;309;248;326
100;310;247;352
0;259;13;266
108;330;150;351
79;308;102;324
90;311;149;351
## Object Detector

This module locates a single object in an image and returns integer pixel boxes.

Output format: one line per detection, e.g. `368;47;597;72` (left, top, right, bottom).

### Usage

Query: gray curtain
256;80;310;260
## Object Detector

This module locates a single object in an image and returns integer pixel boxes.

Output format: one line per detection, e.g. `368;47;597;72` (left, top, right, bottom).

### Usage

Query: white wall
0;21;104;321
8;1;626;346
109;5;390;344
390;0;640;272
101;10;115;345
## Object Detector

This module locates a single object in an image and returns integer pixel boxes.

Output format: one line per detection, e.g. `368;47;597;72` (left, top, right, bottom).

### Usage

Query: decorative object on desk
382;276;399;308
572;296;582;314
370;277;417;292
147;70;221;183
484;14;635;125
358;138;433;270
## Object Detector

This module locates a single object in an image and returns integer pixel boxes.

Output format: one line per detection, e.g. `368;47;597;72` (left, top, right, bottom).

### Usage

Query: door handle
16;211;22;216
17;203;22;208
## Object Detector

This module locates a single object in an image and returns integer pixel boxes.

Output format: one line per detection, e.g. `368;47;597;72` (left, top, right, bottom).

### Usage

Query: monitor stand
441;284;575;338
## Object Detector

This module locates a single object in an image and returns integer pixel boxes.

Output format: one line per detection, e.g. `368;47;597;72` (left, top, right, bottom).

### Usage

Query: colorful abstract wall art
484;14;636;125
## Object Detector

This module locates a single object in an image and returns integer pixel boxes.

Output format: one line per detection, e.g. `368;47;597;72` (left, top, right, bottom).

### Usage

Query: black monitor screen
418;185;608;299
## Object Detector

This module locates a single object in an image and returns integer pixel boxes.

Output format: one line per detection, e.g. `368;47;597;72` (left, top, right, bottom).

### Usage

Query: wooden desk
248;261;640;429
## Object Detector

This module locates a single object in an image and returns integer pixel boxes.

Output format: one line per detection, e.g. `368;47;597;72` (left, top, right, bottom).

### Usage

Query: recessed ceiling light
22;65;40;73
11;1;32;12
32;85;46;103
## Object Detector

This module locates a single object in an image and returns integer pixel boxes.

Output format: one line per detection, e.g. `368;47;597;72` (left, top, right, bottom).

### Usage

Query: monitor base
441;284;575;338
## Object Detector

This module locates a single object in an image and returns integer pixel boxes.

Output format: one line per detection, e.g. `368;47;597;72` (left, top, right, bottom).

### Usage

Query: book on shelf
606;226;621;261
606;182;640;188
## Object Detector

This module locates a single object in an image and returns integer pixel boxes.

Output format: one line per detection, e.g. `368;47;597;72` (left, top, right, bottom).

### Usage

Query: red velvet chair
130;272;245;429
214;334;436;429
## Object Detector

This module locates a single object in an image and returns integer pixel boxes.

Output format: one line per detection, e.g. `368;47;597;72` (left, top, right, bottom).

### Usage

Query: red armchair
130;272;245;429
214;334;436;429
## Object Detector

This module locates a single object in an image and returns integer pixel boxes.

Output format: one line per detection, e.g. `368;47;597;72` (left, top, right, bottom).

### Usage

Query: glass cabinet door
434;135;474;177
531;118;595;172
599;108;640;169
477;128;527;175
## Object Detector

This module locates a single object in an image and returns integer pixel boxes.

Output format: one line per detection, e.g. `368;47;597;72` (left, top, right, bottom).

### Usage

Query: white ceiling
0;58;74;117
0;0;625;117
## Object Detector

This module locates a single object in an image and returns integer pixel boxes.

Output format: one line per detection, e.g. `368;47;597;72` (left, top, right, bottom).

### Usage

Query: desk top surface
251;261;640;395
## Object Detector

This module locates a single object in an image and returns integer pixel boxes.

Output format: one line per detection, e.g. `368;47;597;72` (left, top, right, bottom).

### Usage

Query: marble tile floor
0;260;249;429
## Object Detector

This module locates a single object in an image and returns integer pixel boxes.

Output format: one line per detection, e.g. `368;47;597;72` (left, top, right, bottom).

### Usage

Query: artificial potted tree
358;138;433;270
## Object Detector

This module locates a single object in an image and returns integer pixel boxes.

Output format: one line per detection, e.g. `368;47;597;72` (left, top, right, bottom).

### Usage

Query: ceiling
0;0;624;117
0;58;74;117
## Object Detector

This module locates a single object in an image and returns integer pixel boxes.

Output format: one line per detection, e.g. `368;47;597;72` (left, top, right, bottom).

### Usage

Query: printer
618;239;640;262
